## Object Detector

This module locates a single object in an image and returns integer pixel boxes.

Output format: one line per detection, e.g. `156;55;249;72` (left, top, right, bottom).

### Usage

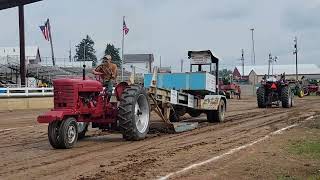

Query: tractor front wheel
48;117;78;149
118;85;150;141
207;100;226;123
77;122;89;140
48;121;63;149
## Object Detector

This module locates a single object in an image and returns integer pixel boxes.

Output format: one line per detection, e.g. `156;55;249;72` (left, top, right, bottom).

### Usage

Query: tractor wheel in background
118;85;150;141
169;109;180;122
281;86;291;108
207;100;226;123
169;106;186;122
225;92;231;99
297;87;304;98
48;121;63;149
188;109;202;118
77;122;89;140
257;87;267;108
57;117;78;149
304;88;310;96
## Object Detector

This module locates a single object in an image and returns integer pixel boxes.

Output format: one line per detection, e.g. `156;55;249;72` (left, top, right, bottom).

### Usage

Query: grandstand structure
0;46;98;87
0;47;151;87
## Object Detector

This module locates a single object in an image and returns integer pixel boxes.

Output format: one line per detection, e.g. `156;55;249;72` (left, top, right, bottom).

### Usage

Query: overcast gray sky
0;0;319;71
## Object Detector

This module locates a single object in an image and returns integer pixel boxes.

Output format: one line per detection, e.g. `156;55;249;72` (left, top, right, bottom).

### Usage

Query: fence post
42;87;45;96
6;87;9;97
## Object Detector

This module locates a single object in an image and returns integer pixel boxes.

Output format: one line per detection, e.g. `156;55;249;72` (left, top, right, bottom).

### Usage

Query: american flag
39;19;51;41
123;19;129;35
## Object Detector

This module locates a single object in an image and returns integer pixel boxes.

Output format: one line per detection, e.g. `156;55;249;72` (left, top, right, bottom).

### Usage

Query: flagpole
121;16;125;81
48;19;55;66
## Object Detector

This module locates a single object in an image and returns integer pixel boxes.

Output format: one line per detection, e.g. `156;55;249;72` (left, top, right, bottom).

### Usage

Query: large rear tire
281;86;292;108
257;87;266;108
118;85;150;141
207;100;226;123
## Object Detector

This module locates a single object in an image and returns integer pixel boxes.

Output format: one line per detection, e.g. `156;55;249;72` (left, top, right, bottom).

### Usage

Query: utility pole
19;5;26;86
250;28;256;65
268;53;277;77
160;56;162;68
293;37;298;81
268;53;272;78
69;41;72;62
83;44;86;67
180;59;183;72
241;49;245;79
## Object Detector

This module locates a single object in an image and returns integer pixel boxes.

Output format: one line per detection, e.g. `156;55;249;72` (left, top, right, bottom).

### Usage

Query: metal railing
0;87;53;98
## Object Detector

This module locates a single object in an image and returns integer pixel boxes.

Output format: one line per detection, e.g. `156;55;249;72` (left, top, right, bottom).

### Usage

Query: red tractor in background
219;76;241;99
257;74;293;108
37;66;150;149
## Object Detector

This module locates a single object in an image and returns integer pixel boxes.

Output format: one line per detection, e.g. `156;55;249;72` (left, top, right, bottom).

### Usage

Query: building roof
0;46;39;57
0;0;42;10
123;54;154;63
236;64;320;76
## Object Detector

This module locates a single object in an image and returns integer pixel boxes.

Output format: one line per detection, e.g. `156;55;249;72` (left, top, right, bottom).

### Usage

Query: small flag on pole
123;18;129;35
39;19;51;41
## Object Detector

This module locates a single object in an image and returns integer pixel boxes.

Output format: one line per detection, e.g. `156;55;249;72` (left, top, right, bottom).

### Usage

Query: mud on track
0;96;319;180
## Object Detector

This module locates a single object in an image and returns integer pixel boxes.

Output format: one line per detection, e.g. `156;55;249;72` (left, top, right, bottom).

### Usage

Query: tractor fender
115;82;129;101
37;110;75;123
201;95;227;111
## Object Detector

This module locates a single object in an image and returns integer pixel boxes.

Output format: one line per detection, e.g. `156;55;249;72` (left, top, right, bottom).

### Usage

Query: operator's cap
103;55;112;60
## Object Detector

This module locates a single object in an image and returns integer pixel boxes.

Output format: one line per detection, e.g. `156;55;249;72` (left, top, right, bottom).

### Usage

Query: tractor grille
54;85;76;109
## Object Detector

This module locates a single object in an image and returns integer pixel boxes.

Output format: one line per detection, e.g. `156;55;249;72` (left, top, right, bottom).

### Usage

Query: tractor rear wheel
118;85;150;141
281;86;292;108
257;87;266;108
48;121;63;149
207;100;226;123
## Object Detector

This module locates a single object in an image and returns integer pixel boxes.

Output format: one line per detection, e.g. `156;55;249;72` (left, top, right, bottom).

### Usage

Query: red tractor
257;74;293;108
37;72;150;149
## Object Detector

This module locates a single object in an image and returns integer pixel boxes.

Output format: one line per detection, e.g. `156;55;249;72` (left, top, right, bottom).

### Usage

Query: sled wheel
207;100;226;123
118;85;150;141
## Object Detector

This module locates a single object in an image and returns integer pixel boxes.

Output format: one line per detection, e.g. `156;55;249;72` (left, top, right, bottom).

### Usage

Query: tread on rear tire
118;85;150;141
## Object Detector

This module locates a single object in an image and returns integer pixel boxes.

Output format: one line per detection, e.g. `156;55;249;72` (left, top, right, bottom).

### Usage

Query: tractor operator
92;55;118;95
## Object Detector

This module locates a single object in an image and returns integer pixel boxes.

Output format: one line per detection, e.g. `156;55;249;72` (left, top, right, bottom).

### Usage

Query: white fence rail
0;87;53;98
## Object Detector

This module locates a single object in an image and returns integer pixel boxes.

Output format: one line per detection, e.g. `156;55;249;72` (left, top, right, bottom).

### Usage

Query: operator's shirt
95;62;118;81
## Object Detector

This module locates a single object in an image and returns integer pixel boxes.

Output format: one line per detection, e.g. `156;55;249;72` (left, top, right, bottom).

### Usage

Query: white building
241;64;320;84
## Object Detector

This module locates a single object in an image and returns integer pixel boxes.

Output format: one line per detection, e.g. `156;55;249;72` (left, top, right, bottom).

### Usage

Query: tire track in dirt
84;100;320;179
0;97;319;180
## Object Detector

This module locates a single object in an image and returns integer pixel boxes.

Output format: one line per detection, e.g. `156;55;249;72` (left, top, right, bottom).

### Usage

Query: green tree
103;44;121;67
74;35;97;67
219;69;233;84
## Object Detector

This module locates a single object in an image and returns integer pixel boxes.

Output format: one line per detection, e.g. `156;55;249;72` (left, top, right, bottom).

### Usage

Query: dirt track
0;96;319;180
